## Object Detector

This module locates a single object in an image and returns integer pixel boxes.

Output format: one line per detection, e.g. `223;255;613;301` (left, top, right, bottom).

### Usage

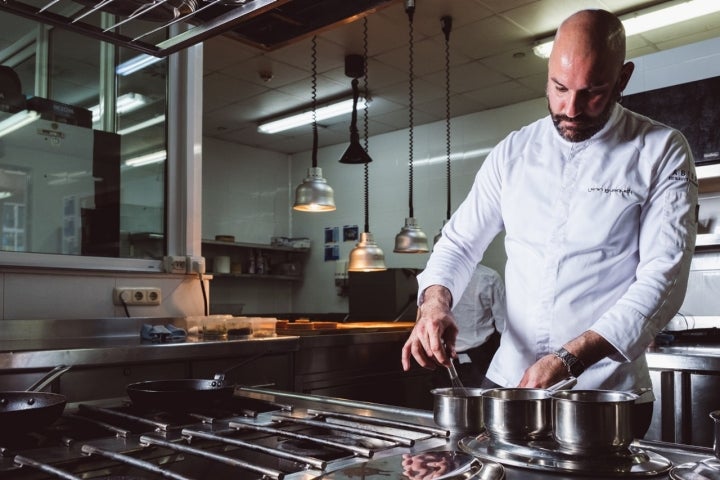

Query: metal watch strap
554;347;585;377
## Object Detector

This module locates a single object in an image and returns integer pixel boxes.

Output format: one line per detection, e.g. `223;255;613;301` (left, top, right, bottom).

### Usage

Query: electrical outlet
163;256;188;274
113;287;162;306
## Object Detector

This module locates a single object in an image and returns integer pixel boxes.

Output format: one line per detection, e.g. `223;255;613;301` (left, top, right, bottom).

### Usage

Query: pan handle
26;365;72;392
214;352;268;384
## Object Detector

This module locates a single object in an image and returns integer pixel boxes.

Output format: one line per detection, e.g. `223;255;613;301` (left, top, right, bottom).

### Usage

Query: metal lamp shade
433;219;448;250
293;167;336;212
394;217;429;253
340;137;372;164
348;232;387;271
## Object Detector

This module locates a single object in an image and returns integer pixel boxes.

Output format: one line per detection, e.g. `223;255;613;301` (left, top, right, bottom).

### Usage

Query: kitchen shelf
202;239;309;280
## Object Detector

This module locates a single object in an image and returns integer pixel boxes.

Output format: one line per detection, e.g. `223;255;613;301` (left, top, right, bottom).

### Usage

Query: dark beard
549;97;616;142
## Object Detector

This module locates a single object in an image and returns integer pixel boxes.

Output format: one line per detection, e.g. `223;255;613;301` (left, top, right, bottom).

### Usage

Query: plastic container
227;316;252;339
202;314;229;339
250;317;277;338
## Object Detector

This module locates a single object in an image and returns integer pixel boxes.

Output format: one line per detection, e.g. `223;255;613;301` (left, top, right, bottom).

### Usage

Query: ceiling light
116;54;163;76
125;150;166;167
258;97;366;134
347;18;386;272
533;0;720;58
394;0;429;254
118;115;166;135
293;36;336;212
90;93;149;122
0;110;40;137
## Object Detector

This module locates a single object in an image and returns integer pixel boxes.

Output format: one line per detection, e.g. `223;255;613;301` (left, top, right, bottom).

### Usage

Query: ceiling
201;0;720;154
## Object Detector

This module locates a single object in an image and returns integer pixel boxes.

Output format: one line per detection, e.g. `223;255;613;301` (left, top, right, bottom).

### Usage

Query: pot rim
550;389;639;403
430;387;484;397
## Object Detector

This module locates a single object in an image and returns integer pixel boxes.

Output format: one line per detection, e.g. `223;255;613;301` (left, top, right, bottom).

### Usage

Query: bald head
551;9;626;76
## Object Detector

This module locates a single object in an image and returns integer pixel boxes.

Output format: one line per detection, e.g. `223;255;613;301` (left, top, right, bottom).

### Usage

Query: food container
551;390;638;453
430;387;484;433
711;410;720;459
213;255;231;274
226;316;252;339
202;314;230;339
250;317;277;338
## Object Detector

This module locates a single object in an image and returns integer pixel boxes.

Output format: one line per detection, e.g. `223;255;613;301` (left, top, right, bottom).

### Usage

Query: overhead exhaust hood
0;0;396;57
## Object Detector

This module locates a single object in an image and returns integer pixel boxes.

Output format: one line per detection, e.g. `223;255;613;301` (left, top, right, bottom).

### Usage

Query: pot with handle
0;365;71;436
482;377;577;441
126;352;266;410
431;387;485;433
550;389;639;454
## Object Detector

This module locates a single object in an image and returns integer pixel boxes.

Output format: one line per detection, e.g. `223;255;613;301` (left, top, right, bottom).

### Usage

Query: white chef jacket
453;264;506;355
419;104;698;395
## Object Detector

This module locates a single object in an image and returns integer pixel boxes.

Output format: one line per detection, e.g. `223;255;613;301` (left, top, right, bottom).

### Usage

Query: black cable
199;272;208;316
406;2;415;218
120;295;130;318
311;35;319;168
442;16;452;221
362;17;370;233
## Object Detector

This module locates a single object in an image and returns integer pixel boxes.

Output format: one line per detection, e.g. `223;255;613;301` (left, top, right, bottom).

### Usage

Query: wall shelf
201;239;309;280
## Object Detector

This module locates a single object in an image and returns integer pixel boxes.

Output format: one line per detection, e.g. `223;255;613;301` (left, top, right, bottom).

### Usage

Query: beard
548;93;617;143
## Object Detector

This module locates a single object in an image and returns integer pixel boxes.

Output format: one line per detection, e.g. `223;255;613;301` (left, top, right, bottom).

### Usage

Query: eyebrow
550;77;611;92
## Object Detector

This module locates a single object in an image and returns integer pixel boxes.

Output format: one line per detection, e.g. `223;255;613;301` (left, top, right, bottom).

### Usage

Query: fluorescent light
533;0;720;58
0;110;40;137
118;114;166;135
116;54;163;76
125;150;166;167
258;97;367;134
90;93;150;122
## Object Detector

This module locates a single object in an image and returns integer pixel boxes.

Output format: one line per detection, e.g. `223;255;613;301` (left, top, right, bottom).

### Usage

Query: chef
401;8;698;439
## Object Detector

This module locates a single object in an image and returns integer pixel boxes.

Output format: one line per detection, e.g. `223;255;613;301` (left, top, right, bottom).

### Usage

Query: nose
563;91;584;118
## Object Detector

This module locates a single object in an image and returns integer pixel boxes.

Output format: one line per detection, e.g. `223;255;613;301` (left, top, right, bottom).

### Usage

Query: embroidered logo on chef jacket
669;168;698;186
587;186;633;195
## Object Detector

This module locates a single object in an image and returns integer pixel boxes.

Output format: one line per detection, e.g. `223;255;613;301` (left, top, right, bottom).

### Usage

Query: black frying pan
126;352;266;410
0;365;71;436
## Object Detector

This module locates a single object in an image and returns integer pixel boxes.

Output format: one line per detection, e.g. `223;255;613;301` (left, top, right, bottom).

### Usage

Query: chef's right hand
401;285;458;371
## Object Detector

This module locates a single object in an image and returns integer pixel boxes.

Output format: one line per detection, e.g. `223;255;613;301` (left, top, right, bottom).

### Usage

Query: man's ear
618;61;635;92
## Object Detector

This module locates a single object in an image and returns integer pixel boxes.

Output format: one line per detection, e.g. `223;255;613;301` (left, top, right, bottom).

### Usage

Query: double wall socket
113;287;162;306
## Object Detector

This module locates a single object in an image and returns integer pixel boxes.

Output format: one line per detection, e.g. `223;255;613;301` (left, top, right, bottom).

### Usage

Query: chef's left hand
518;354;568;388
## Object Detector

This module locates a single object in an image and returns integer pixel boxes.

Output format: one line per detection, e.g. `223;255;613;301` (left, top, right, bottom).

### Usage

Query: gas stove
1;387;716;480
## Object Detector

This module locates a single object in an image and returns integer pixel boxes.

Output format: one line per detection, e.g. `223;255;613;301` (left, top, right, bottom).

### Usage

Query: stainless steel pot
551;389;638;454
482;377;576;441
711;410;720;459
431;387;484;433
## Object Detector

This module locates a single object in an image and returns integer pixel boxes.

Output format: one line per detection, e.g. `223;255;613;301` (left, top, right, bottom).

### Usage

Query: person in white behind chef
402;8;698;438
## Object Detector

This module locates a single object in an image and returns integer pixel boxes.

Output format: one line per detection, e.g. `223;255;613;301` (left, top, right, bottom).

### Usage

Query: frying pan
0;365;71;436
126;352;266;410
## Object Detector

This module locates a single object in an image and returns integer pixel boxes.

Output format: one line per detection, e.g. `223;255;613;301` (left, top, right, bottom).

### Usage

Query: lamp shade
394;217;429;253
348;232;387;271
293;167;336;212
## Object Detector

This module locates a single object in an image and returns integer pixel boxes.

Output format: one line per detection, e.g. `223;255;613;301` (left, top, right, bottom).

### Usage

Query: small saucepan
0;365;71;437
482;377;577;441
550;389;639;454
430;387;485;433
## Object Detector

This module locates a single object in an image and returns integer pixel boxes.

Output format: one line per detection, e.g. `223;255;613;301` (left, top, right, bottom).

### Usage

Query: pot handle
548;376;577;392
26;365;72;392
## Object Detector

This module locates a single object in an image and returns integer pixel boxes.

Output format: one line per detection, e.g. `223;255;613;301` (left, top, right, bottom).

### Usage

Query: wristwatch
554;347;586;377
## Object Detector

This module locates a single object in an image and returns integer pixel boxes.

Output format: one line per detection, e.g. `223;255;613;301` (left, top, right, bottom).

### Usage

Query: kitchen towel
141;324;187;342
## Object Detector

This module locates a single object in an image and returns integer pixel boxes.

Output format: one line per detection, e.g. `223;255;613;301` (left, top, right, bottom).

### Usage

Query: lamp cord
442;16;452;221
362;17;370;234
406;2;415;218
311;35;318;169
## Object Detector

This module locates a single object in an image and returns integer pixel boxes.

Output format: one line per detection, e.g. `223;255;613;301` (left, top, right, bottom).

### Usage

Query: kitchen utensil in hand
446;357;469;397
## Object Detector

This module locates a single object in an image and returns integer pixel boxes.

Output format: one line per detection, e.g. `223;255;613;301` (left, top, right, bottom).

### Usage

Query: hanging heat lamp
394;0;429;253
340;54;372;164
293;36;336;212
434;15;453;247
348;17;386;271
